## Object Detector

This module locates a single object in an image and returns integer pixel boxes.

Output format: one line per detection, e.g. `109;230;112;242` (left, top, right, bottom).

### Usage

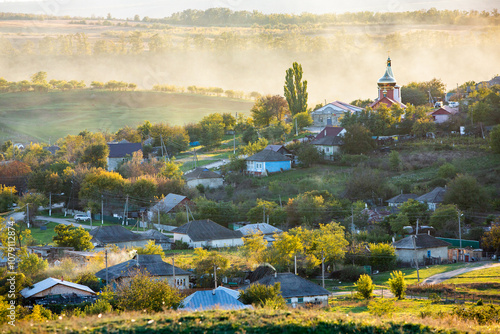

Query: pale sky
0;0;497;18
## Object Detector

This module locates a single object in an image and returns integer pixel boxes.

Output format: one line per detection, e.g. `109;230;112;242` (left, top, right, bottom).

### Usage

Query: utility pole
123;195;128;225
321;250;325;288
262;205;265;224
101;195;104;225
233;131;236;154
105;248;109;287
26;203;29;228
458;209;463;261
413;219;420;282
294;255;297;275
295;118;298;136
49;192;52;216
214;264;217;289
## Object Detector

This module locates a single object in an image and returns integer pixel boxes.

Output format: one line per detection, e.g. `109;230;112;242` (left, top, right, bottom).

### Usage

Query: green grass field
0;90;252;142
29;222;58;246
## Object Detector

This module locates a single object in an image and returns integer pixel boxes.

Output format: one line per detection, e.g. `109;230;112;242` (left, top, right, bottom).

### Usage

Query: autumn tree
490;124;500;154
444;174;490;211
342;124;375;154
268;231;303;271
246;199;286;226
241;231;268;265
149;123;189;156
135;240;164;258
53;224;94;251
239;283;286;309
251;95;289;127
115;126;142;143
284;62;308;116
199;113;225;150
482;225;500;257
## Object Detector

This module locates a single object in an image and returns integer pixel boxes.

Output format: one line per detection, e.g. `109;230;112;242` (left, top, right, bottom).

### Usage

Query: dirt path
36;216;97;230
422;262;500;285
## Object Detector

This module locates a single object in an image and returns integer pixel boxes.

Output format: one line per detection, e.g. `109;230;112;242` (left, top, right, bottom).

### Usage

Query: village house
251;272;330;307
172;219;244;248
180;287;253;311
21;277;96;301
245;149;291;176
393;234;451;265
149;193;194;217
236;223;283;244
311;126;345;160
138;229;172;250
310;101;363;128
95;254;191;289
416;187;446;211
386;193;419;208
106;141;142;171
184;167;224;189
430;105;459;123
89;225;150;249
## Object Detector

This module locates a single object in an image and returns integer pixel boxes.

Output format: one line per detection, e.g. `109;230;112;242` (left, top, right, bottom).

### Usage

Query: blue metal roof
181;289;252;311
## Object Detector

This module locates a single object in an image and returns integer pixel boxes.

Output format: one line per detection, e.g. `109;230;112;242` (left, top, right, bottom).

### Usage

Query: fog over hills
0;0;497;19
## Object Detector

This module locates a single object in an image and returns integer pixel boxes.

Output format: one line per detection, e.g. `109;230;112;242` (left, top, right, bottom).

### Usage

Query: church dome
377;57;396;85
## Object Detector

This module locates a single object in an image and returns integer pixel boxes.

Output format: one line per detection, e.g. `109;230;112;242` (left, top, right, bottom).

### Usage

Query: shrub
438;162;457;179
239;283;286;309
453;304;500;325
84;299;113;315
24;305;53;321
388;270;407;299
172;240;190;250
355;274;374;299
335;265;365;282
367;298;396;317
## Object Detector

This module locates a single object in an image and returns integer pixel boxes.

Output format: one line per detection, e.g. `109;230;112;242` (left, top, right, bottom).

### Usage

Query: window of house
256;163;262;169
298;297;304;303
325;147;329;152
286;298;292;304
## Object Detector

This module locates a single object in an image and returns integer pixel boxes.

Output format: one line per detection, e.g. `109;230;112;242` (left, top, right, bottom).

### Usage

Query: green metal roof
436;237;480;249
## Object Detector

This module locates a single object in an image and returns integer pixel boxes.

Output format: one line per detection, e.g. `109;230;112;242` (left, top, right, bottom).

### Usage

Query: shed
172;219;243;248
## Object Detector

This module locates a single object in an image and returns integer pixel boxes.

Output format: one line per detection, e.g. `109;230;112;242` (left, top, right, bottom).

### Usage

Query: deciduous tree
284;62;308;116
52;224;94;251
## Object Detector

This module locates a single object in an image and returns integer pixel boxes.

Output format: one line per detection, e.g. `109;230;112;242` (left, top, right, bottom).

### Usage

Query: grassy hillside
0;90;252;142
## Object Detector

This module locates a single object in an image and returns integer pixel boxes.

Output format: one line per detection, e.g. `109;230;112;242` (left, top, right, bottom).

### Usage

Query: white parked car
74;214;91;222
448;101;459;108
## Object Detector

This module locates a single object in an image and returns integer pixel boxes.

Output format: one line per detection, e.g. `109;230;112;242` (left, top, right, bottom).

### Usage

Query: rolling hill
0;90;253;142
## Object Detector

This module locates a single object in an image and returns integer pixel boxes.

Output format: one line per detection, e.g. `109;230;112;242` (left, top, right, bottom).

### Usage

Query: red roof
370;96;406;109
431;106;458;116
315;126;344;140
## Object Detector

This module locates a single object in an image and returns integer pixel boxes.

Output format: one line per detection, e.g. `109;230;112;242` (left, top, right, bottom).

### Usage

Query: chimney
274;271;277;278
428;230;430;235
61;276;63;282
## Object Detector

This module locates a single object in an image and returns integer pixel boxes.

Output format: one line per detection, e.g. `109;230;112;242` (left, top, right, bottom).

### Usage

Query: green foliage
84;298;113;315
369;243;397;272
286;192;326;226
246;199;285;226
338;265;365;282
412;118;436;137
490;125;500;153
388;150;401;171
293;111;313;131
135;240;164;257
18;251;48;278
367;298;397;317
444;174;490;211
193;248;231;278
17;192;48;222
429;204;459;237
115;270;181;312
342;124;375;154
482;225;500;256
242;137;268;156
284;62;308;116
453;304;500;325
150;122;190;156
251;95;289;127
75;272;101;293
344;167;390;202
80;143;109;169
388;270;407;299
53;224;94;251
239;282;286;309
399;199;429;225
437;163;457;179
356;274;374;299
199;113;225;150
160;160;183;179
296;143;321;167
0;184;16;212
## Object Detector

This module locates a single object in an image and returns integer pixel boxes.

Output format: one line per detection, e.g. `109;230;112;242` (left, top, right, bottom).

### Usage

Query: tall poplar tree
284;62;308;116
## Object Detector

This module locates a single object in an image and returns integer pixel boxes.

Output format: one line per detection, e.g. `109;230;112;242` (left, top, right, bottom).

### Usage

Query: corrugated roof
107;142;142;158
432;106;459;116
416;187;446;204
172;219;243;242
184;168;223;181
386;193;419;204
89;225;149;244
94;254;190;281
151;193;188;213
21;277;96;298
264;145;292;155
245;149;291;162
253;273;330;298
237;223;282;236
181;289;252;311
393;234;451;250
215;286;241;299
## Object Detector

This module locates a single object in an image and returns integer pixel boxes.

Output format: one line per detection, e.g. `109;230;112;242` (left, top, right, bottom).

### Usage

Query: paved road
184;159;230;174
422;262;500;285
36;216;97;230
